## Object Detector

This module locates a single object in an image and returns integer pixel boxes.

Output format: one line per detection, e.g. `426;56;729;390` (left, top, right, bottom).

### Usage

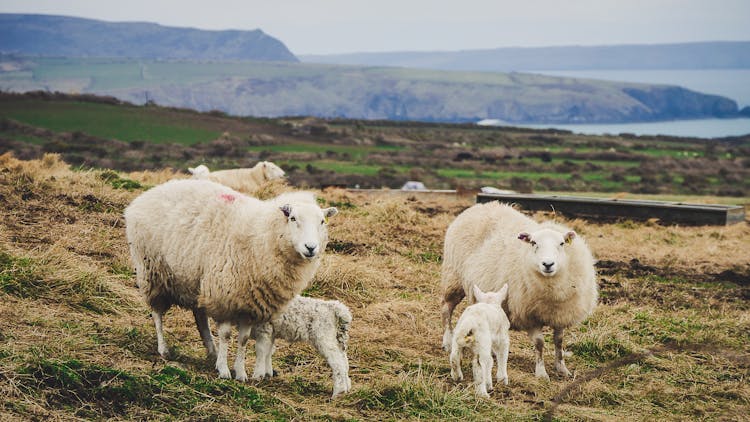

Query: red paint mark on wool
219;193;236;203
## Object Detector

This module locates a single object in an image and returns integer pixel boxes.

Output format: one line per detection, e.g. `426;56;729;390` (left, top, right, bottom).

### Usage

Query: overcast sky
1;0;749;55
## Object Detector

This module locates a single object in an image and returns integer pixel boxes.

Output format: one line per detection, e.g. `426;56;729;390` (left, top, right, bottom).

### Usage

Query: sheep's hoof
497;376;509;386
535;366;550;381
235;372;248;382
217;368;231;379
555;363;572;377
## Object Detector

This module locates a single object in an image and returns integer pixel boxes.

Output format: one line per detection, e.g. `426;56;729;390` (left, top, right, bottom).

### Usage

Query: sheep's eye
530;241;536;246
320;219;325;225
290;216;296;222
560;242;565;246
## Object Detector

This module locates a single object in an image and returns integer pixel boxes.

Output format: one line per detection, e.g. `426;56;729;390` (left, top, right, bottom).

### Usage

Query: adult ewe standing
441;202;597;380
124;179;337;381
188;161;285;193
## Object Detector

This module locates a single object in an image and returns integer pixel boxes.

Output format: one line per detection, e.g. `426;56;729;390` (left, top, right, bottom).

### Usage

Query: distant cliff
0;14;298;62
302;42;750;72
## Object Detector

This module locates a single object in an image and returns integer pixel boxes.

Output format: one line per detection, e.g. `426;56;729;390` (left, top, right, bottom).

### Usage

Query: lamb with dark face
440;202;598;380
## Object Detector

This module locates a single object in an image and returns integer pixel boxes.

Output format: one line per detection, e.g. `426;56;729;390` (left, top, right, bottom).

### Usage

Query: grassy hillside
1;92;749;197
0;55;739;123
0;154;747;420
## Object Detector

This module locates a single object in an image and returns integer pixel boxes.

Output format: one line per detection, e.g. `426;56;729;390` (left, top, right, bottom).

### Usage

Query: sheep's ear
564;231;576;244
188;167;196;174
518;232;532;243
324;207;338;218
280;204;292;217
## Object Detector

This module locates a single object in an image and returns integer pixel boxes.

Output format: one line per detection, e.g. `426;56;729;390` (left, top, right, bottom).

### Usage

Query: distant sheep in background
124;179;337;381
450;285;510;398
252;295;352;398
188;161;285;193
441;202;597;380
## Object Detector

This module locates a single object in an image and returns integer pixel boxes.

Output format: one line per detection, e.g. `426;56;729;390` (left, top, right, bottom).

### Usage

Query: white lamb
450;285;510;398
188;161;285;193
251;295;352;398
441;202;597;380
124;179;337;382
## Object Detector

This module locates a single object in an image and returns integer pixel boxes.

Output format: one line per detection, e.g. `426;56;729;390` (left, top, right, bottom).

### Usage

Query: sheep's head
188;164;210;179
472;284;508;306
261;161;286;181
518;228;575;277
280;203;338;260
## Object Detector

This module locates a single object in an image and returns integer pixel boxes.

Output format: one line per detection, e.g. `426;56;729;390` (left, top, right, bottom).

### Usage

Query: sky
1;0;749;55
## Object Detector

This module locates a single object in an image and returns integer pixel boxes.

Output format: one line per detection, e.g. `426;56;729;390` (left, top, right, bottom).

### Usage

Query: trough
476;193;746;226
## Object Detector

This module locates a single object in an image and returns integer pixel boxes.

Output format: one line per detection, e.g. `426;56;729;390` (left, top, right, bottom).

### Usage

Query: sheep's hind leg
215;321;232;379
192;307;216;360
441;285;465;352
528;328;550;381
553;327;572;377
494;336;509;386
151;310;170;359
233;320;252;382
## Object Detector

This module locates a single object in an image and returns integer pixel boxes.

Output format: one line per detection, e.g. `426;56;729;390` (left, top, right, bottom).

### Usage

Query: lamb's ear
472;285;485;302
518;232;532;243
280;204;292;218
324;207;338;218
564;231;576;244
498;284;509;301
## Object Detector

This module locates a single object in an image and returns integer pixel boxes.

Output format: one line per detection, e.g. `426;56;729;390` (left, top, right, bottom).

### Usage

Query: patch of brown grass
0;156;748;420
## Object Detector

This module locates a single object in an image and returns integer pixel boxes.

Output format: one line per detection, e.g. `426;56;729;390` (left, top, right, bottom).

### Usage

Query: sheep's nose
542;261;555;270
304;243;317;253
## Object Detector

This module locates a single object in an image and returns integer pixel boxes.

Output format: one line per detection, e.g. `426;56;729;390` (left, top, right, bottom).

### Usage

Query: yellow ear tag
324;216;329;224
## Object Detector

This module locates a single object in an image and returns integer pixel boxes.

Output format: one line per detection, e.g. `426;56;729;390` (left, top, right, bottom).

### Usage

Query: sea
481;69;750;138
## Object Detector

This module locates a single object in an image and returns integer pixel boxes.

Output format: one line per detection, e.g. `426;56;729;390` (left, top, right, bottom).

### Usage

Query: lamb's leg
192;307;216;360
553;327;572;377
151;310;170;359
441;285;465;352
252;323;274;379
449;344;463;381
472;355;490;398
494;335;510;386
317;342;351;398
528;328;549;381
215;321;232;379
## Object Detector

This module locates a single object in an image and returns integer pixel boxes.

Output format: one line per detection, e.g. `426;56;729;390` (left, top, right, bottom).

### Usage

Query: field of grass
0;154;747;420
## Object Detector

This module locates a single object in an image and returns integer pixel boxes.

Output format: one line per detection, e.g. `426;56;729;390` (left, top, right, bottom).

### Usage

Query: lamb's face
262;162;286;181
280;203;338;259
518;228;576;277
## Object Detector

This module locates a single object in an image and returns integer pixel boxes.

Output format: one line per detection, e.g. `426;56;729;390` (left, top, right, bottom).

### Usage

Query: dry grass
0;154;748;420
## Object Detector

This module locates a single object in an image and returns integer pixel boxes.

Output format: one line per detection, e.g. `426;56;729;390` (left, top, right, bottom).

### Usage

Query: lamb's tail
455;327;476;349
332;301;352;351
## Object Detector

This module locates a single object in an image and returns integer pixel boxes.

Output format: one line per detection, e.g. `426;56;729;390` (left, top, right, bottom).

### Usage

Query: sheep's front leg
528;328;549;381
151;310;170;359
553;327;572;377
192;307;216;360
233;320;252;382
252;323;274;379
215;321;232;379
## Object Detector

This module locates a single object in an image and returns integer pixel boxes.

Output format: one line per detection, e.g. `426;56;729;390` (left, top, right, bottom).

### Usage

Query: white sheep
124;179;337;382
251;295;352;398
450;285;510;398
441;202;597;380
188;161;285;193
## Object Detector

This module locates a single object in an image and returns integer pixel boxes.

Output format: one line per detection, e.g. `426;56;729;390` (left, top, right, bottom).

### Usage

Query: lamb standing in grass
251;295;352;398
441;202;597;380
124;179;337;381
450;285;510;398
188;161;285;193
